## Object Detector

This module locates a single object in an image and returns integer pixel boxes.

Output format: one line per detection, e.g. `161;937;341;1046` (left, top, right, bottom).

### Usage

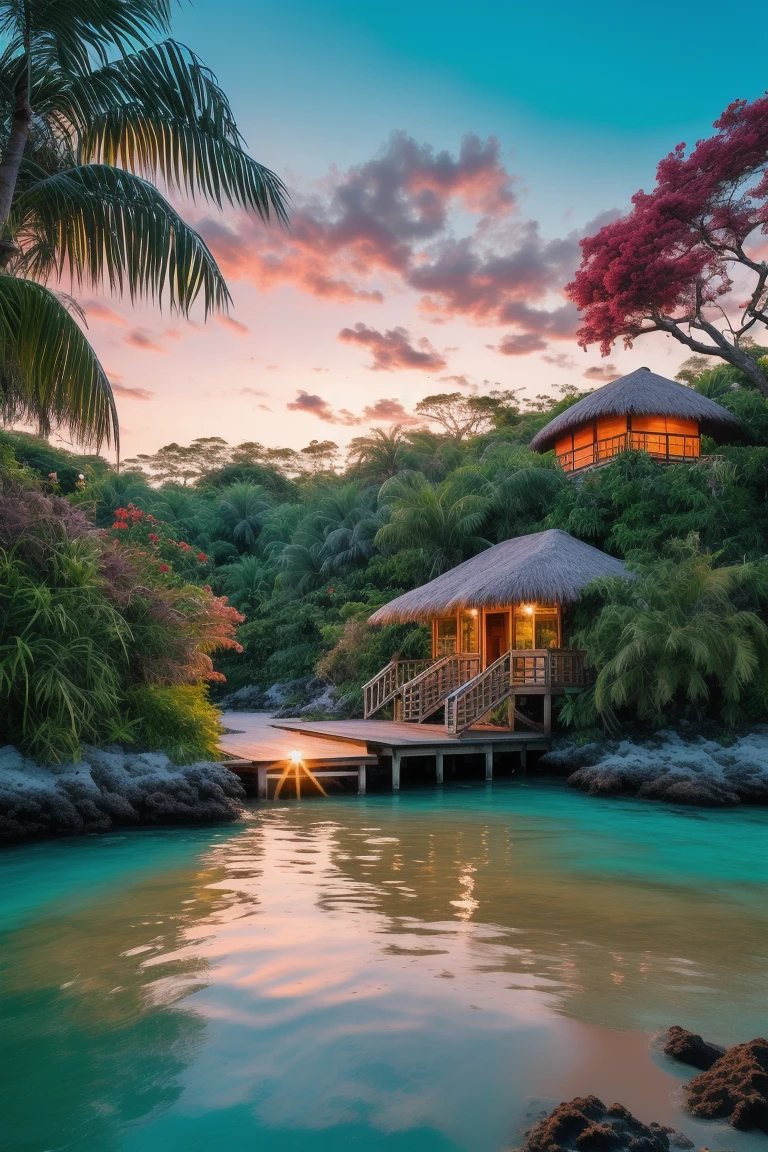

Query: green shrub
126;685;223;764
0;537;133;761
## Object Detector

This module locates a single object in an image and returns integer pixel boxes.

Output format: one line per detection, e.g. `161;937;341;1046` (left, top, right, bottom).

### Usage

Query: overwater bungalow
529;366;741;475
365;529;630;736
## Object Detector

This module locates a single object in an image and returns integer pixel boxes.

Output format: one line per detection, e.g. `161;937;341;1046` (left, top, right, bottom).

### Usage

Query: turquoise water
2;780;768;1152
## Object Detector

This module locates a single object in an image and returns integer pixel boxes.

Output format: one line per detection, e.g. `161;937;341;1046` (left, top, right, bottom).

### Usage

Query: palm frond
56;39;289;220
0;273;117;447
13;163;230;314
0;0;173;74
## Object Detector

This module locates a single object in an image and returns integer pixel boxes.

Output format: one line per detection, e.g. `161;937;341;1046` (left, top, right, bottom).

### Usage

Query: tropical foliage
570;539;768;727
8;354;768;749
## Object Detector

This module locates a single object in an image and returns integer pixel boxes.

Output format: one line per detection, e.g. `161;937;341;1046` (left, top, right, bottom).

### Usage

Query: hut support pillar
507;694;515;731
485;749;493;781
392;751;401;791
358;764;366;795
435;751;444;784
544;693;552;734
519;747;527;776
257;766;268;800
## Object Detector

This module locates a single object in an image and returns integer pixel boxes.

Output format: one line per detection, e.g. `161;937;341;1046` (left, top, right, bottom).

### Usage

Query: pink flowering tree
567;96;768;395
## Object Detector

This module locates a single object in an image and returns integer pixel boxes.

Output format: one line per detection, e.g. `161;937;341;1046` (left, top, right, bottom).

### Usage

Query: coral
685;1039;768;1132
663;1026;726;1071
521;1095;693;1152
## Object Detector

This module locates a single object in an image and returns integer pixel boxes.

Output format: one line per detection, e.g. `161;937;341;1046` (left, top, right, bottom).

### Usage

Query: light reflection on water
2;780;768;1152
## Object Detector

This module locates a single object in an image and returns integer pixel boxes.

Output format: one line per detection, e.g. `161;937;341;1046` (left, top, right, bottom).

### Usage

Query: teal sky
86;1;768;459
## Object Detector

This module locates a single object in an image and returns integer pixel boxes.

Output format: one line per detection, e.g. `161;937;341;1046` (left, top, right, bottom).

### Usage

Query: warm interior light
470;608;478;616
524;604;534;615
289;750;303;763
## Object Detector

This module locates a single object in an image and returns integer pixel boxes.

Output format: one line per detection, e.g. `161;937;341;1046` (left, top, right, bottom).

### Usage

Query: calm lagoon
2;779;768;1152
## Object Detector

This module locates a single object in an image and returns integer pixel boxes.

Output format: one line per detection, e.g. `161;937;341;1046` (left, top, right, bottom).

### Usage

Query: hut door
484;612;509;666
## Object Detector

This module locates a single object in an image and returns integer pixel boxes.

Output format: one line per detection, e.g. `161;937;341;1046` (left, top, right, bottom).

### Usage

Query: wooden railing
446;649;587;735
401;654;481;722
363;658;433;718
557;432;700;475
446;651;511;735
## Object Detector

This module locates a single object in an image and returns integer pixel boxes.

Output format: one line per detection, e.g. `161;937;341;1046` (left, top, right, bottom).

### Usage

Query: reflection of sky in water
2;781;768;1151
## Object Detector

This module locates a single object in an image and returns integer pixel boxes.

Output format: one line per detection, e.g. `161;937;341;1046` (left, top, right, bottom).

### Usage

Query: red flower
328;587;335;594
148;533;159;543
197;552;207;562
178;541;191;551
114;507;129;519
159;563;170;573
112;521;129;530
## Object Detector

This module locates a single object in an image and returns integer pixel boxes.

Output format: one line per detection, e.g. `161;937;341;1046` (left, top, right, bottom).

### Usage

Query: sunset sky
79;0;768;461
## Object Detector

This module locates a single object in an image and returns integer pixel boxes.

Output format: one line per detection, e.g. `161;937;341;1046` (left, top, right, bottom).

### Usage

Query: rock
521;1096;694;1152
0;745;246;844
555;729;768;807
685;1038;768;1132
663;1026;726;1070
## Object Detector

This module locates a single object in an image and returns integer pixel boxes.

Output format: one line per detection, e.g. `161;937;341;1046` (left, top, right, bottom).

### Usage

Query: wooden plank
272;717;550;751
220;710;375;766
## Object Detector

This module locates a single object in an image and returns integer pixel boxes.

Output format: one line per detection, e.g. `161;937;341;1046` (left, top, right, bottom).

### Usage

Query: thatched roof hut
368;529;630;625
530;366;740;456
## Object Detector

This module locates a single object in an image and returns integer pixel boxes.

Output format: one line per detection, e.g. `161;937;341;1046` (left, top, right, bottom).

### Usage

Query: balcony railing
557;432;700;475
445;649;587;735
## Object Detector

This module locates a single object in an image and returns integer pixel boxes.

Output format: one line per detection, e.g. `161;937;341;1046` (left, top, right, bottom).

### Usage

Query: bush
126;685;223;764
571;537;768;728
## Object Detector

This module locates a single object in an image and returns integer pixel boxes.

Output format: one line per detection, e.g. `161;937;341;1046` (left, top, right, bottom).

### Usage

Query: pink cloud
287;390;361;426
286;390;421;427
85;300;128;327
199;131;582;351
217;315;250;336
542;352;577;369
338;323;446;371
583;363;621;382
361;398;422;425
111;382;154;401
492;333;549;355
439;373;473;387
236;387;268;397
124;329;167;353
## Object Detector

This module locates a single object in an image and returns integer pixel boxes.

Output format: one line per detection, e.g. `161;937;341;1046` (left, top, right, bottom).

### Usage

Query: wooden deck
220;712;549;797
271;717;549;789
220;711;375;797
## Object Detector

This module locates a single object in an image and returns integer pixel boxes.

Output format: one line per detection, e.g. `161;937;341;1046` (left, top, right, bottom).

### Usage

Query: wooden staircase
363;658;433;718
445;649;587;736
400;655;480;722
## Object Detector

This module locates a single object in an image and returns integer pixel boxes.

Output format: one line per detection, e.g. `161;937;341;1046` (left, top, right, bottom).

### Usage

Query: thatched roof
368;530;631;625
530;366;741;453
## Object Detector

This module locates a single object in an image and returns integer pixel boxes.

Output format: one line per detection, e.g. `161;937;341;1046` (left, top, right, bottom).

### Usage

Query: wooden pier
220;711;549;797
220;712;376;797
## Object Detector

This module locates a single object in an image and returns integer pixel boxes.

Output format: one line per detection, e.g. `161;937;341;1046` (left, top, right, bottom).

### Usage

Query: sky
76;0;768;461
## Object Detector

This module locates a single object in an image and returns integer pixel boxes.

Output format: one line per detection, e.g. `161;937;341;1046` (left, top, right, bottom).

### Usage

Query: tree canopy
568;95;768;395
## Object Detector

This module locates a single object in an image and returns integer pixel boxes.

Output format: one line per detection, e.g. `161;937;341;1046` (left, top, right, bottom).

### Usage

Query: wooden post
544;693;552;734
257;766;268;800
485;748;493;781
507;693;515;731
435;751;444;784
358;764;366;795
393;696;403;721
519;747;527;775
392;750;401;791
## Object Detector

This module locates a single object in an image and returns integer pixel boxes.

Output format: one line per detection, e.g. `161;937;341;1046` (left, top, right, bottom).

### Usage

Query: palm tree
219;555;276;612
575;537;768;725
0;0;287;448
214;482;272;552
346;425;415;481
375;472;490;576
